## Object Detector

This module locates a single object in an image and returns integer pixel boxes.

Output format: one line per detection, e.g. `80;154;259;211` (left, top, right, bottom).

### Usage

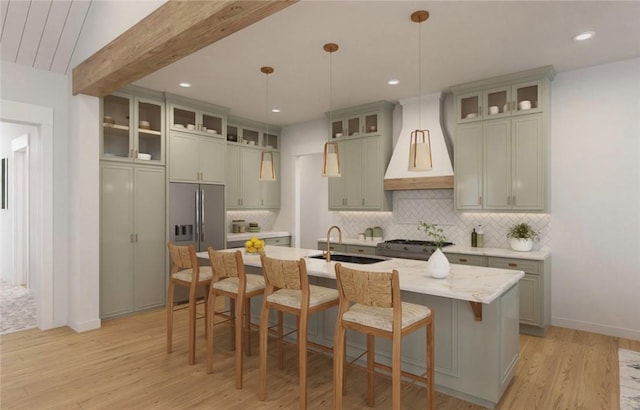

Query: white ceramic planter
427;248;450;278
510;238;533;252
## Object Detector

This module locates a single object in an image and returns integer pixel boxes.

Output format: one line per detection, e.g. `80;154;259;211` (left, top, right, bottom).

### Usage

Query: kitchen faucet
324;225;343;262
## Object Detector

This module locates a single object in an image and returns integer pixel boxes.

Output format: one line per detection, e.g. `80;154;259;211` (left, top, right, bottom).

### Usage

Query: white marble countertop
442;245;551;260
316;237;383;246
198;245;524;305
227;231;291;242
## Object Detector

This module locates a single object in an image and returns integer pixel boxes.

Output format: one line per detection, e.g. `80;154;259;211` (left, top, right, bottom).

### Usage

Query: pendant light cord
265;72;269;137
418;18;422;130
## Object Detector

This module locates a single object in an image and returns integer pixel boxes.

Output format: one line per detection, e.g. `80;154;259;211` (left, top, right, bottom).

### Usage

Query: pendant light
321;43;341;178
409;10;433;172
259;66;276;182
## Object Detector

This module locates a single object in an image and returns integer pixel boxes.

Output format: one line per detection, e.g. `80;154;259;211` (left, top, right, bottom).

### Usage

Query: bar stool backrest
168;243;200;282
335;264;399;308
260;255;305;290
209;249;244;281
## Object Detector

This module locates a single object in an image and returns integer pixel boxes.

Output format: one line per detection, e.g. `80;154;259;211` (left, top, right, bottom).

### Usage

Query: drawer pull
357;249;364;253
460;258;468;262
508;263;518;267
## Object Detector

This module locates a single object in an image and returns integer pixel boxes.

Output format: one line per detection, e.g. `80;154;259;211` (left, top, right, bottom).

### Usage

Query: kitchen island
198;246;524;409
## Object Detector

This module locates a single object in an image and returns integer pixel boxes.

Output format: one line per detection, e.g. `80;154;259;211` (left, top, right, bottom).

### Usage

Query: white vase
510;238;533;252
427;248;450;279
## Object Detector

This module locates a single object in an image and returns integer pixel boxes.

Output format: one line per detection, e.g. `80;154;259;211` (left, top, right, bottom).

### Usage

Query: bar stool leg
206;290;218;374
392;331;402;409
235;294;243;389
245;298;252;356
427;318;435;409
367;334;375;407
188;290;197;365
166;282;175;353
258;303;270;401
333;321;346;409
229;299;236;350
277;311;284;369
298;312;309;410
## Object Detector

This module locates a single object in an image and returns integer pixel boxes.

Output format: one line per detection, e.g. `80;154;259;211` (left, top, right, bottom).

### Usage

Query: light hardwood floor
1;307;638;409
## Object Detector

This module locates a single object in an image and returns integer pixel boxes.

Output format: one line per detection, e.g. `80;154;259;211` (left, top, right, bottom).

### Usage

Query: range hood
384;92;454;190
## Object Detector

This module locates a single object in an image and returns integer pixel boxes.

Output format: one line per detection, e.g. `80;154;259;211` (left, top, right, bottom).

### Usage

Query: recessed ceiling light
271;108;281;113
573;31;595;41
387;79;400;86
179;82;191;88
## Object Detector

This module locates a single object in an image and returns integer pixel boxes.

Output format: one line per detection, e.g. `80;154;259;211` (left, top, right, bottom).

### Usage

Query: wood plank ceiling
0;0;90;75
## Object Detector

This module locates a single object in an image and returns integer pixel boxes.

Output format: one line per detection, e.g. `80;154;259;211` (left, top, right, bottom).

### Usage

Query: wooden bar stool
167;243;212;365
333;263;435;409
258;255;340;409
206;248;265;389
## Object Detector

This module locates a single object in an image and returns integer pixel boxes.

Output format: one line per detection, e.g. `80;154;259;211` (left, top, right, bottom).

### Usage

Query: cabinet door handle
361;198;365;206
508;263;518;267
460;258;468;262
357;249;364;253
134;149;138;158
478;196;482;205
512;195;516;206
129;149;133;158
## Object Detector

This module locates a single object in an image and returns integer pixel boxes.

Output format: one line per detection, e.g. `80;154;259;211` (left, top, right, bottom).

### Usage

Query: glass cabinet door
136;99;163;162
512;80;542;115
484;86;511;118
346;116;360;136
263;132;278;150
171;106;197;131
227;125;239;142
202;113;222;135
331;119;344;139
241;128;259;146
103;94;132;159
363;113;379;134
457;92;482;123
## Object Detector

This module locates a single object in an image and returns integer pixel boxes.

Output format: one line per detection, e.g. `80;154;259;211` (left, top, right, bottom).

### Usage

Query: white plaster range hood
384;92;454;190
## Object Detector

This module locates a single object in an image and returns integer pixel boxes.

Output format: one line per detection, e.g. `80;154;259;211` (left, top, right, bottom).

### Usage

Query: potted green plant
418;222;449;278
506;223;539;252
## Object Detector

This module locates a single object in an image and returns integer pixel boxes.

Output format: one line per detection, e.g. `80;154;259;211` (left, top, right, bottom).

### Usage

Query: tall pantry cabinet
100;87;166;319
452;66;554;212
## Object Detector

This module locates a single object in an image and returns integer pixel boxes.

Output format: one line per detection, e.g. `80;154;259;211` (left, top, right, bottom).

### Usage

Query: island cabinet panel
316;241;347;253
446;252;486;266
100;163;165;318
452;66;553;212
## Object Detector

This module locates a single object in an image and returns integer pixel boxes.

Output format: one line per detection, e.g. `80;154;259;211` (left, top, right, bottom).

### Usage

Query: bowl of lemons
245;236;266;254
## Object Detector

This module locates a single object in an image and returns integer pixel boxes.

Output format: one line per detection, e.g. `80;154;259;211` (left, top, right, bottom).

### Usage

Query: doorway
0;126;36;334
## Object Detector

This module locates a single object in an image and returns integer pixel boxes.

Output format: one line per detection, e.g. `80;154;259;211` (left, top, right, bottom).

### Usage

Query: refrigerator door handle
194;189;200;245
200;188;205;242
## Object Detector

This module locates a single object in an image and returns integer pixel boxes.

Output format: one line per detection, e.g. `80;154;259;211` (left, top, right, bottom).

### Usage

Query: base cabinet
447;252;550;336
100;163;166;318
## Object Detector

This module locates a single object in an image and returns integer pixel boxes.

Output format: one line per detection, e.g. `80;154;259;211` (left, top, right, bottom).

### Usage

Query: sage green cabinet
316;241;347;253
226;145;280;209
168;102;225;136
452;66;553;212
227;115;281;150
444;251;550;336
326;101;394;211
100;162;165;319
102;89;165;164
168;131;226;184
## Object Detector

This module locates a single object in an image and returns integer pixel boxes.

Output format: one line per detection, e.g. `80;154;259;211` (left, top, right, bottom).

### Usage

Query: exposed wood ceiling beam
72;0;298;97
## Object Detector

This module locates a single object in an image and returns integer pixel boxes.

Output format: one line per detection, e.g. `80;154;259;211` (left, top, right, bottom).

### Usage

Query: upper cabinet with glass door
226;115;280;151
166;93;229;137
102;87;165;164
454;67;552;123
328;101;392;140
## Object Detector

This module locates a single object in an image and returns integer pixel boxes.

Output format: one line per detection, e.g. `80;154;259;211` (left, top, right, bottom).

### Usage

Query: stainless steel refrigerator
169;183;225;302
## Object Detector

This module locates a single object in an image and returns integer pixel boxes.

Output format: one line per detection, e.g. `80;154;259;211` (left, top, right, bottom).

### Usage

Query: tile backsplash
333;190;550;250
226;210;277;234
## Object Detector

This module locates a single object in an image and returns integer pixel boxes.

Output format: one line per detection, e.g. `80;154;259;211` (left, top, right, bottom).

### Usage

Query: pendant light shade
259;66;276;182
409;10;433;172
322;43;341;178
259;151;276;181
409;129;432;171
321;142;341;177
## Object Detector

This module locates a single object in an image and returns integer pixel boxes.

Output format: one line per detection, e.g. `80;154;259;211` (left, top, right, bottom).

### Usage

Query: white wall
550;57;640;339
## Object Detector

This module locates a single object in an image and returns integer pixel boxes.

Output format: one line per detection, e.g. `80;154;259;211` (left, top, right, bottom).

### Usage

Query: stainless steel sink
308;253;388;264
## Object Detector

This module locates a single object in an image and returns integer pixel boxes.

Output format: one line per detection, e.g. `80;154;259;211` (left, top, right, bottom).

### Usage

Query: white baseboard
552;317;640;340
68;318;101;333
